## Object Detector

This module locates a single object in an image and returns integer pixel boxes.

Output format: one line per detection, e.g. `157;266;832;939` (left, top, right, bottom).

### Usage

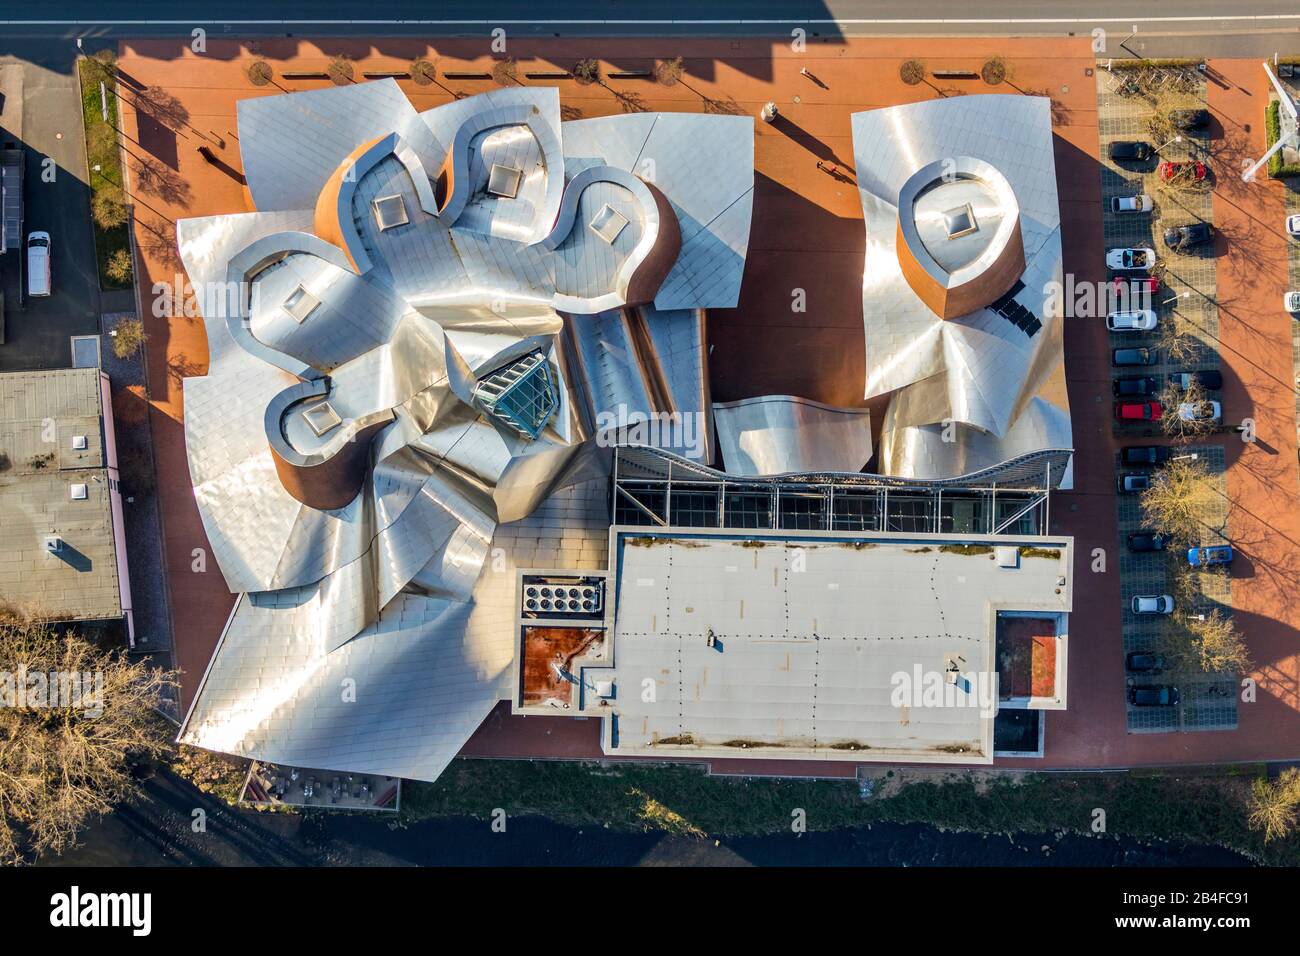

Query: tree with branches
1139;457;1218;543
1158;379;1217;441
1183;608;1252;674
0;605;175;863
1249;768;1300;843
654;57;685;86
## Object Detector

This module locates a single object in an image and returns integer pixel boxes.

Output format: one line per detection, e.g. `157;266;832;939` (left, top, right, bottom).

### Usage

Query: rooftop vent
71;434;88;450
302;401;343;437
282;284;321;324
943;203;978;239
589;203;630;244
487;163;523;199
69;483;88;501
44;535;62;554
995;546;1020;568
473;351;559;440
371;194;410;231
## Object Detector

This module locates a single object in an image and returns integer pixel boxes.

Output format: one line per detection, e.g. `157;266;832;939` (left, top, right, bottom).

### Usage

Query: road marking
3;15;1300;26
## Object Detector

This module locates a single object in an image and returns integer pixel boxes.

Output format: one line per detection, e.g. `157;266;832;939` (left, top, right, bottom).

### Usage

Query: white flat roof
584;527;1072;765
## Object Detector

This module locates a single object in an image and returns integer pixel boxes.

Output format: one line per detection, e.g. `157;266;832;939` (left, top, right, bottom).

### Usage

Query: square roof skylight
372;194;410;231
589;204;630;245
283;285;321;323
302;401;343;437
487;163;523;199
943;203;978;239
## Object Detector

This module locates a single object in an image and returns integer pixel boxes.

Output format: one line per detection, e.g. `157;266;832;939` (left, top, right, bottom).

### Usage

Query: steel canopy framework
611;445;1072;537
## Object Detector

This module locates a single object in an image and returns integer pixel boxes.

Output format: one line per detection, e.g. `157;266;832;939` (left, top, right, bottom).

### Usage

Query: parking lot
1095;63;1242;734
0;51;104;371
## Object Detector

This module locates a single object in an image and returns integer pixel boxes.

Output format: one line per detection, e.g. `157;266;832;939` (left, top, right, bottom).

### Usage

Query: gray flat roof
0;368;123;622
583;527;1072;764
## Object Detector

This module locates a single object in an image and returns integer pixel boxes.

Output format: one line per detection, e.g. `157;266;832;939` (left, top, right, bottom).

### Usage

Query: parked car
1106;247;1156;272
1158;160;1208;182
1113;276;1159;297
1188;544;1234;567
1178;400;1221;422
1129;684;1180;706
1122;444;1170;466
1163;221;1214;251
1169;108;1211;130
1111;194;1154;213
1126;652;1167;673
1117;473;1151;494
1114;377;1159;398
1107;309;1158;332
1287;213;1300;238
1116;401;1162;422
1132;594;1175;615
1113;347;1158;367
1286;291;1300;313
1127;530;1169;552
1109;141;1153;162
26;232;51;298
1169;370;1223;390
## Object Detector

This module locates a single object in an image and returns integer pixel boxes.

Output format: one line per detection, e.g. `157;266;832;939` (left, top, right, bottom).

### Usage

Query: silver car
1131;594;1175;615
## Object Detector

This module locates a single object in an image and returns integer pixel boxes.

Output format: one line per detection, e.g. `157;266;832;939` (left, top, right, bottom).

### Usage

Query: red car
1116;401;1163;422
1158;160;1208;182
1113;276;1159;296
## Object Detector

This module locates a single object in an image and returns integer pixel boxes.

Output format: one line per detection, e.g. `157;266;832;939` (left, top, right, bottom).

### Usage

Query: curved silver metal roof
713;395;873;477
178;83;754;783
850;95;1072;486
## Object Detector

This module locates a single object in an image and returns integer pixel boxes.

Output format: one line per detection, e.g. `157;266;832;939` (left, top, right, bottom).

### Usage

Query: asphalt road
0;1;1296;42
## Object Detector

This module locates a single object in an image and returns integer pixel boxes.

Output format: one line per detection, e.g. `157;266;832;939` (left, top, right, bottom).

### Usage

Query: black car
1163;221;1214;251
1169;108;1211;130
1113;377;1159;398
1109;140;1153;162
1118;473;1151;494
1127;530;1170;552
1129;685;1180;707
1122;445;1171;466
1169;370;1223;391
1126;652;1167;673
1113;347;1158;367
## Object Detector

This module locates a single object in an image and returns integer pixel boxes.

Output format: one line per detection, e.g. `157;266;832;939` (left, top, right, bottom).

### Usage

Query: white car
1286;291;1300;312
1132;594;1174;615
1107;309;1158;332
1178;400;1221;422
1111;195;1153;214
1106;247;1156;272
1287;214;1300;238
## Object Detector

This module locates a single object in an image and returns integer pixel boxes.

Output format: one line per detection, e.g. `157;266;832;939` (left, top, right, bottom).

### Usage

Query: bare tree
654;57;685;86
91;186;127;230
409;57;436;86
1155;308;1204;368
0;606;176;863
572;59;600;86
491;57;519;87
111;317;147;359
1249;768;1300;842
1159;379;1217;441
900;60;926;86
246;60;273;87
327;55;355;86
1139;457;1218;543
1182;608;1252;674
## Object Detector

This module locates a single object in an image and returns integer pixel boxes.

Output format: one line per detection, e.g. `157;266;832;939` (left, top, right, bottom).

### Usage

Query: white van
26;232;51;297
